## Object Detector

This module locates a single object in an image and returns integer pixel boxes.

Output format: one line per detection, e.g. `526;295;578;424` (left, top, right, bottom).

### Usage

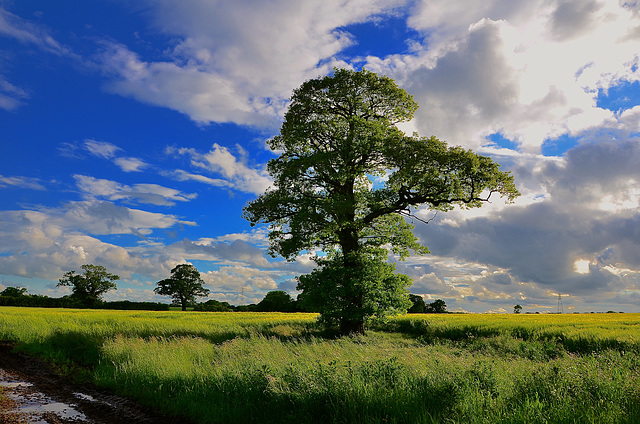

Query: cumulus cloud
96;0;407;125
406;134;640;311
365;1;639;153
5;1;640;311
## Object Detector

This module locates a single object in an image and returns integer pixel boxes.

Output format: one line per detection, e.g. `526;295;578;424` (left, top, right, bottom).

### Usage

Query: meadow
0;307;639;423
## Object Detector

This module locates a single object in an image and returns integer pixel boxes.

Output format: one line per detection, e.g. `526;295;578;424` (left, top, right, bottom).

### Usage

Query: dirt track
0;341;189;424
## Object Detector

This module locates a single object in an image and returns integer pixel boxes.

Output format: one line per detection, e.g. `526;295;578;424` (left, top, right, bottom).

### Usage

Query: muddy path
0;341;191;424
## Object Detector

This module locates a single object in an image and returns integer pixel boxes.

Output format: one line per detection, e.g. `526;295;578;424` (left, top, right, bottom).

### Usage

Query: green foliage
57;264;119;307
101;301;170;311
193;299;234;312
426;298;447;313
0;286;27;297
155;264;210;311
514;304;523;314
297;248;411;333
407;294;426;313
244;68;519;334
257;290;297;312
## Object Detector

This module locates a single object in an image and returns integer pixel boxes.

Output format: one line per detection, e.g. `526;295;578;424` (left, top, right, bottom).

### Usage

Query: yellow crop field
1;307;639;423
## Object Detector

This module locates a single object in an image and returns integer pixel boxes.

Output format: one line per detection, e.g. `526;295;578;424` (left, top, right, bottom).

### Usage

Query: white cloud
0;7;74;56
38;200;195;236
114;157;148;172
409;135;640;308
74;175;197;206
84;139;122;159
0;174;45;190
364;1;640;152
169;144;272;194
0;6;79;111
0;78;29;111
96;0;407;125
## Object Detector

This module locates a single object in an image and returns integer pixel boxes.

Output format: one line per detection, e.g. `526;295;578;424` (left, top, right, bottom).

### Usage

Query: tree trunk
336;175;367;337
340;318;365;336
338;226;366;336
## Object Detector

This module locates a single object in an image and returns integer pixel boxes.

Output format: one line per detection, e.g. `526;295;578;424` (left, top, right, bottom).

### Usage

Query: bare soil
0;341;190;424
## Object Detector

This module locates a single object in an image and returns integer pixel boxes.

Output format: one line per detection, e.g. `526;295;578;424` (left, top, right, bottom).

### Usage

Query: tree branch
398;209;438;225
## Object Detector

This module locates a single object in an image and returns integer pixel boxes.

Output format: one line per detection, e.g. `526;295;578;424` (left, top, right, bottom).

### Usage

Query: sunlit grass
1;307;639;423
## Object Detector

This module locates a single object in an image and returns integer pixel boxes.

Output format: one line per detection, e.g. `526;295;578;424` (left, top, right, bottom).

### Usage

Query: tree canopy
256;290;297;312
426;299;447;314
244;68;519;335
155;264;210;311
57;264;119;307
0;286;27;297
408;294;427;313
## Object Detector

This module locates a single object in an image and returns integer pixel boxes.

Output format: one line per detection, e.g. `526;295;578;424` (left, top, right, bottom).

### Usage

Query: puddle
1;369;89;423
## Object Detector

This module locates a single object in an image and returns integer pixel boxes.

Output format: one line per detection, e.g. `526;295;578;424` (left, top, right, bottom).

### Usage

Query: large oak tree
244;68;519;335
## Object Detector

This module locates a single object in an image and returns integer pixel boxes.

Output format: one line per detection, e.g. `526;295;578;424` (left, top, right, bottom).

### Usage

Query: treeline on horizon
0;286;447;314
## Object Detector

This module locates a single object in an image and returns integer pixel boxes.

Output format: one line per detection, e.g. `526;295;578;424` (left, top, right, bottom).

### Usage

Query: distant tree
0;286;27;297
236;304;258;312
408;294;427;313
514;304;522;314
257;290;296;312
155;264;210;311
426;299;447;313
194;299;234;312
57;264;119;307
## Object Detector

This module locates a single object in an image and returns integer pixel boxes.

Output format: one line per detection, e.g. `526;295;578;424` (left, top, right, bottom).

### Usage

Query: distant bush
0;295;170;311
193;299;234;312
101;301;170;311
0;294;74;308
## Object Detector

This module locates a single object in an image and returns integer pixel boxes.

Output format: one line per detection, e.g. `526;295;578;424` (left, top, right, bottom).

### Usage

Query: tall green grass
1;307;639;423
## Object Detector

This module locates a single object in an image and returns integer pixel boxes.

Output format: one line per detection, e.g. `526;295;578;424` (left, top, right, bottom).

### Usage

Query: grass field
0;307;639;423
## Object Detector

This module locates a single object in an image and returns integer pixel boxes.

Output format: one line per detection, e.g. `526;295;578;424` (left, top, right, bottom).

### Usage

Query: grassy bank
1;307;639;423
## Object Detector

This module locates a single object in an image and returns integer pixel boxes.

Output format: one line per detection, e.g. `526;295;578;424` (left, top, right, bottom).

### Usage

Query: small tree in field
257;290;297;312
514;304;522;314
0;286;27;297
408;294;427;313
426;299;447;313
57;264;119;307
155;264;209;311
244;68;519;335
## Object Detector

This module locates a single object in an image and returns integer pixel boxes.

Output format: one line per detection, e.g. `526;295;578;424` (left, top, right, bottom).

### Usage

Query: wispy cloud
0;6;78;111
83;139;122;159
114;157;148;172
0;7;74;56
74;175;197;206
0;174;45;190
0;78;29;111
59;139;148;172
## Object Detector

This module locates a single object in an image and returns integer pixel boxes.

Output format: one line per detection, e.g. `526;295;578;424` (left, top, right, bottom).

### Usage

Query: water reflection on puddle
1;373;89;422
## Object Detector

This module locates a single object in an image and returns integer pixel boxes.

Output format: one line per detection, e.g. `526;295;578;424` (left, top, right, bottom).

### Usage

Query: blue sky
2;0;640;313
